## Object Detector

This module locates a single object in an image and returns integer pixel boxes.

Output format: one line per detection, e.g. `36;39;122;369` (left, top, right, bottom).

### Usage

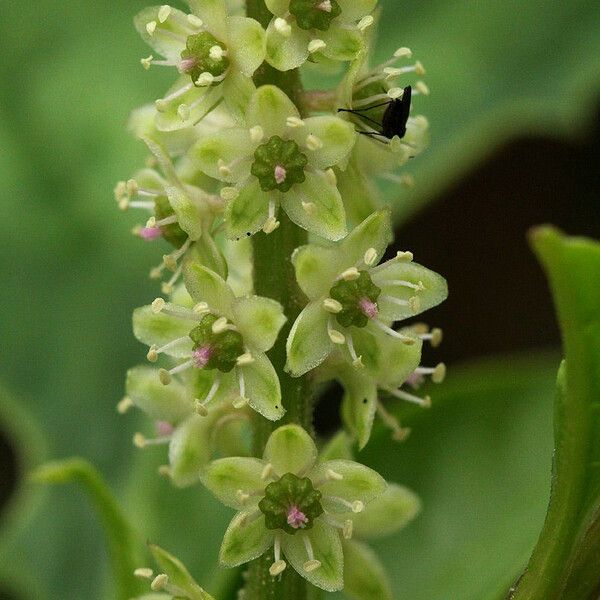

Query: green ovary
251;136;308;193
329;271;381;328
259;473;324;535
189;313;244;373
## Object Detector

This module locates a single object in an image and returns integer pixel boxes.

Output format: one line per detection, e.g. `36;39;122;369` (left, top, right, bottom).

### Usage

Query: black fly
338;85;412;143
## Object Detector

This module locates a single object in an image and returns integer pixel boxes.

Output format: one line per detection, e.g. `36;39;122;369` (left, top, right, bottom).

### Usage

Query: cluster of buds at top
117;0;445;595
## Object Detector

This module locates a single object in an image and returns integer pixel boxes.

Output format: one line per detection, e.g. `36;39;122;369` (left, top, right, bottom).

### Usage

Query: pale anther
274;17;292;37
158;5;171;23
357;15;374;31
263;216;281;234
415;60;426;76
146;21;157;35
388;87;403;99
432;362;446;383
394;47;412;58
364;247;378;266
117;396;133;414
325;168;337;186
177;103;191;121
232;396;248;409
261;463;274;481
158;368;172;385
306;134;323;151
270;560;287;577
341;267;360;281
194;400;209;417
326;468;343;481
141;55;154;70
151;574;169;591
134;567;154;579
323;298;343;313
151;297;166;313
286;116;305;128
147;345;159;362
236;352;255;366
351;500;364;513
308;39;327;53
301;201;316;215
303;560;321;572
212;316;228;334
209;45;226;60
328;329;346;345
415;80;430;95
196;72;215;86
220;187;239;201
133;433;147;448
187;14;203;28
249;125;264;143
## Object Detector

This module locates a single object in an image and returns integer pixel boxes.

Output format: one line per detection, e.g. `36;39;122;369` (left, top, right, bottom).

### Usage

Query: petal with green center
263;424;318;476
286;301;333;377
265;0;289;17
222;71;256;124
281;171;347;241
232;296;286;352
165;186;203;240
265;19;311;71
281;520;344;591
168;414;213;487
320;26;364;62
187;231;228;280
188;0;228;39
132;306;194;356
339;368;378;450
336;0;377;23
191;128;254;183
220;512;274;567
292;243;340;300
134;7;188;60
352;326;422;388
372;261;448;321
341;209;393;266
352;483;421;539
289;116;356;170
342;539;392;600
200;457;265;509
239;352;285;421
126;365;192;423
227;17;266;76
224;179;271;240
312;459;386;510
182;262;235;316
319;431;355;461
247;85;300;138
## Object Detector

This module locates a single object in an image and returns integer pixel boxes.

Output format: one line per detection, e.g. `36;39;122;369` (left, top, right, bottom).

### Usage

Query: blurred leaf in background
0;1;598;599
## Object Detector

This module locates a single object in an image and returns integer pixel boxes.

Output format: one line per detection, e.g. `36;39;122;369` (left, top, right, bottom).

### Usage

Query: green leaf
149;543;216;600
219;512;274;567
30;458;144;600
342;538;393;600
509;227;600;600
263;424;318;476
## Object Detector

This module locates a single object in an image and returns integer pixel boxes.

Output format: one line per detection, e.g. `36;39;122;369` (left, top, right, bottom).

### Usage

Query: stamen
151;574;168;591
323;298;343;313
317;0;332;11
305;134;324;151
261;463;275;481
211;316;229;334
209;45;227;61
376;401;411;441
419;327;443;347
161;264;183;295
414;81;430;96
346;333;363;369
194;377;220;416
363;247;378;267
274;17;292;37
177;103;191;121
236;352;255;366
301;201;316;215
308;39;327;53
270;535;287;576
369;251;413;273
134;567;154;579
149;336;190;362
151;298;202;321
158;5;171;23
117;396;134;414
371;320;416;345
416;363;446;383
384;386;431;408
263;200;280;234
327;319;346;345
286;116;305;128
155;82;195;111
380;294;420;313
357;15;374;31
146;21;157;35
133;432;171;448
324;168;337;186
324;495;364;513
378;279;424;291
233;369;248;408
340;267;360;281
302;536;321;572
249;125;264;143
187;14;203;28
220;186;239;201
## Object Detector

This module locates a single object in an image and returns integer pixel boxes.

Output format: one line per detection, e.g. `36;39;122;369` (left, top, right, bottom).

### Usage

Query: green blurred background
0;1;599;599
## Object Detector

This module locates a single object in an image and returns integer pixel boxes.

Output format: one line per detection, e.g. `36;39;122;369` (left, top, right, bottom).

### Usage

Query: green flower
319;433;422;600
133;261;287;421
114;135;226;294
134;1;266;127
338;46;429;167
264;0;377;71
200;425;387;591
192;85;356;240
286;210;447;379
124;364;250;487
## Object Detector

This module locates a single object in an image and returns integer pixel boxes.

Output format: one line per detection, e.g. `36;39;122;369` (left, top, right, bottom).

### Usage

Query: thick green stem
245;2;317;599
